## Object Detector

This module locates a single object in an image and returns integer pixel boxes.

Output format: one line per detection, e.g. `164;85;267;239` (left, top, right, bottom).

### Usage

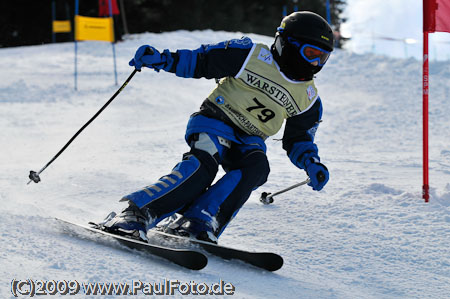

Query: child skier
102;11;333;243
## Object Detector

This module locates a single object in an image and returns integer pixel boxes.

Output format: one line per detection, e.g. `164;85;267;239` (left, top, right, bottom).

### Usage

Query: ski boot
170;216;218;244
100;202;156;242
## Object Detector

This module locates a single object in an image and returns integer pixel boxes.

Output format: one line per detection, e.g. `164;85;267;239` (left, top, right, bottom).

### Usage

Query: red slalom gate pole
423;31;430;202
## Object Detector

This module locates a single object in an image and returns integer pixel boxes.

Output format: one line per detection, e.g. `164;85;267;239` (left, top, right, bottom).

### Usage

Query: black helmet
271;11;334;81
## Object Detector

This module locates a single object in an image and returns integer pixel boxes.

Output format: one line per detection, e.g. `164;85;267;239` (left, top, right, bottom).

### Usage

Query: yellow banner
53;20;72;33
75;15;114;42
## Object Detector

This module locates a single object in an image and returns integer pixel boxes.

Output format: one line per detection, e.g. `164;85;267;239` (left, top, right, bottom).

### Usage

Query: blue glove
129;45;173;71
305;157;329;191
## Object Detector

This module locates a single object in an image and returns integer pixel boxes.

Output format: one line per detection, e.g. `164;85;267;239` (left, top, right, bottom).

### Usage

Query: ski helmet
271;11;334;81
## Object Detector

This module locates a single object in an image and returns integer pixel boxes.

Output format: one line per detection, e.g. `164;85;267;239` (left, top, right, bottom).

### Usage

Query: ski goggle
286;37;331;67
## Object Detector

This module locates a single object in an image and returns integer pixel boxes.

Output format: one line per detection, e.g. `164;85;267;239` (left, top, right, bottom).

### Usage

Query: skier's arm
282;98;329;191
129;37;254;79
168;37;253;79
283;98;322;168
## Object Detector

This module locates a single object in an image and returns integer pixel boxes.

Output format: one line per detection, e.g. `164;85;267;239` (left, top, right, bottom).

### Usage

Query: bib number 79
246;98;275;123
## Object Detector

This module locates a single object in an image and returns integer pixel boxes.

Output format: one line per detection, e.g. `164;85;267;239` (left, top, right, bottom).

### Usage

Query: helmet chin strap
272;35;300;81
274;35;283;56
271;34;286;69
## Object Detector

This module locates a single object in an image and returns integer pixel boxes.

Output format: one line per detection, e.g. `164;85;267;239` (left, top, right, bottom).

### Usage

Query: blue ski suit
123;37;324;238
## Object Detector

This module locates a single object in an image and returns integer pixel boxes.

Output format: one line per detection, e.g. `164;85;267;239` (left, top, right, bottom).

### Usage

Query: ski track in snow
1;31;449;298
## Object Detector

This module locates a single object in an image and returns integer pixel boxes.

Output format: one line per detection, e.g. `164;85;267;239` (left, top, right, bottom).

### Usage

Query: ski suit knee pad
189;132;231;164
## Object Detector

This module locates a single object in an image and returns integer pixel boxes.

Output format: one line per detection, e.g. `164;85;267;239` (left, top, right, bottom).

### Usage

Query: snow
1;30;449;298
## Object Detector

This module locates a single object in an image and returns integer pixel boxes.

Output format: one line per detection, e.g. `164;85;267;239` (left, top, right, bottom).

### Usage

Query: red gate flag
422;0;450;202
424;0;450;33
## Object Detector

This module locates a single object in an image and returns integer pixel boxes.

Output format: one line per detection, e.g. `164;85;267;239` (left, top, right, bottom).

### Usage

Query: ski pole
27;69;138;185
260;178;311;205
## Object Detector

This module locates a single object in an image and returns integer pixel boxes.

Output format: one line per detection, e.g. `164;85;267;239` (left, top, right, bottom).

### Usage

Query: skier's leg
102;132;229;237
177;145;270;242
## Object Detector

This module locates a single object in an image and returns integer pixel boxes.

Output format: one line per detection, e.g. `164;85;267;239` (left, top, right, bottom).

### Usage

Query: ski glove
129;45;174;72
305;157;329;191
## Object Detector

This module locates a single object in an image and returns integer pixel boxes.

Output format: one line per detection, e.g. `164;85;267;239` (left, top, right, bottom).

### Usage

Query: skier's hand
129;45;173;71
305;158;329;191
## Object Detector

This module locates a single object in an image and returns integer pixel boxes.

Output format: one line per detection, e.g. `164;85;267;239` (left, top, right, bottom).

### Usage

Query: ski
147;229;283;272
56;218;208;270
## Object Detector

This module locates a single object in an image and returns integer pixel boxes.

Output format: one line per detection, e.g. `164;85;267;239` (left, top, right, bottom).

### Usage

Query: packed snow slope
1;31;449;298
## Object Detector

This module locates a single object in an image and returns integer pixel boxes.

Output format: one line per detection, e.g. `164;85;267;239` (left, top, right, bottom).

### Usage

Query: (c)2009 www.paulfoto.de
11;278;236;296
